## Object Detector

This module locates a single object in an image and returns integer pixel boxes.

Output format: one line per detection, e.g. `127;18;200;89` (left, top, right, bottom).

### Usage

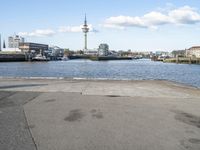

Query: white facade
2;48;21;52
98;44;109;56
187;46;200;58
8;35;25;48
48;46;64;57
84;50;98;55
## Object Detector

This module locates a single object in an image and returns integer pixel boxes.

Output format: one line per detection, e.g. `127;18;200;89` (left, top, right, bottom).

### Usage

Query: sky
1;0;200;51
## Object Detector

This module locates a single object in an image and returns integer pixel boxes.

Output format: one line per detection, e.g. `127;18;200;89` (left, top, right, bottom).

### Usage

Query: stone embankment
0;53;25;62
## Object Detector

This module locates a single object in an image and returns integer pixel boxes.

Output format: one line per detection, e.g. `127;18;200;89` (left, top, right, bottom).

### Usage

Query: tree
64;49;71;56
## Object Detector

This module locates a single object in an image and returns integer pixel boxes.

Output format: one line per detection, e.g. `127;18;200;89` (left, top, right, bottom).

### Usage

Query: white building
8;35;25;48
186;46;200;58
98;43;109;56
2;48;21;52
84;49;98;56
48;46;64;58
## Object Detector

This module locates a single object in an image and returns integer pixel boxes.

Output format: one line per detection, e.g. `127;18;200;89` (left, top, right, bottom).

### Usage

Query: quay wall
163;57;200;64
68;55;133;61
0;54;26;62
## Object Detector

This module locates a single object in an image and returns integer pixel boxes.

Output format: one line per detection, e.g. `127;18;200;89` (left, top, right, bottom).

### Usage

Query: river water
0;59;200;88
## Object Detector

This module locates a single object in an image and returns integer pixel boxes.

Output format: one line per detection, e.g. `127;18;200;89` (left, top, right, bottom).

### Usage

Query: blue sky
1;0;200;51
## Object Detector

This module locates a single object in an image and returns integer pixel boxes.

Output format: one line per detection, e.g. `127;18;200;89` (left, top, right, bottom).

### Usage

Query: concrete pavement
0;91;40;150
0;78;200;150
0;78;199;98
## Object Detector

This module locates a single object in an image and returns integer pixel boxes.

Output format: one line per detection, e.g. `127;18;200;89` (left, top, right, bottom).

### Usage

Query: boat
61;56;69;61
32;54;50;61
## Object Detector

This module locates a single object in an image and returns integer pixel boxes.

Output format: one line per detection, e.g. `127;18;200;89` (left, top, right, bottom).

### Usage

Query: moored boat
32;54;49;61
61;56;69;61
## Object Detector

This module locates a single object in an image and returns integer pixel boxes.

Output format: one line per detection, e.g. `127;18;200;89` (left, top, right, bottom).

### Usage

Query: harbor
0;53;136;62
1;1;200;150
0;17;200;63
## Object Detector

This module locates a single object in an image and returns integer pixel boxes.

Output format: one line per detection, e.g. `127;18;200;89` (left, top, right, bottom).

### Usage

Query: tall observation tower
82;14;89;51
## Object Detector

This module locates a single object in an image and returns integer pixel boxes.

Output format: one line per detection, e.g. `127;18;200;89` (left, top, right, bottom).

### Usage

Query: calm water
0;59;200;88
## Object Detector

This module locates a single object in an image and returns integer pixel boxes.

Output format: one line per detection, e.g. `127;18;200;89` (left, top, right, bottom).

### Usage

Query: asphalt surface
0;78;200;150
0;91;40;150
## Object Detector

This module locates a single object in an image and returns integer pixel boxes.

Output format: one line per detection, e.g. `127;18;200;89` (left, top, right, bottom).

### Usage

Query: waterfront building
98;43;109;56
48;46;64;59
186;46;200;58
8;35;25;48
110;50;119;56
82;14;89;52
155;51;170;58
171;50;186;58
84;49;98;56
19;42;48;54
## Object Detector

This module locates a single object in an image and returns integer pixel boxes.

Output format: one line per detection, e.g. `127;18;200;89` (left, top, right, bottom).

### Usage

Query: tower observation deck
82;14;89;51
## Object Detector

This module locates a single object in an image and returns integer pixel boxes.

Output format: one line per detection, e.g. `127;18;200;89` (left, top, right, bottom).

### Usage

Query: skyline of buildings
0;32;200;58
1;1;200;51
0;34;200;55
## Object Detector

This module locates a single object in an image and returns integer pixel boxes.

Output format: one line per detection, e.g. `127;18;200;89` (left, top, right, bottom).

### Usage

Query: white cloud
103;6;200;29
58;24;98;33
58;25;82;33
18;29;56;37
101;24;125;30
18;24;98;38
169;6;200;24
143;11;170;26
